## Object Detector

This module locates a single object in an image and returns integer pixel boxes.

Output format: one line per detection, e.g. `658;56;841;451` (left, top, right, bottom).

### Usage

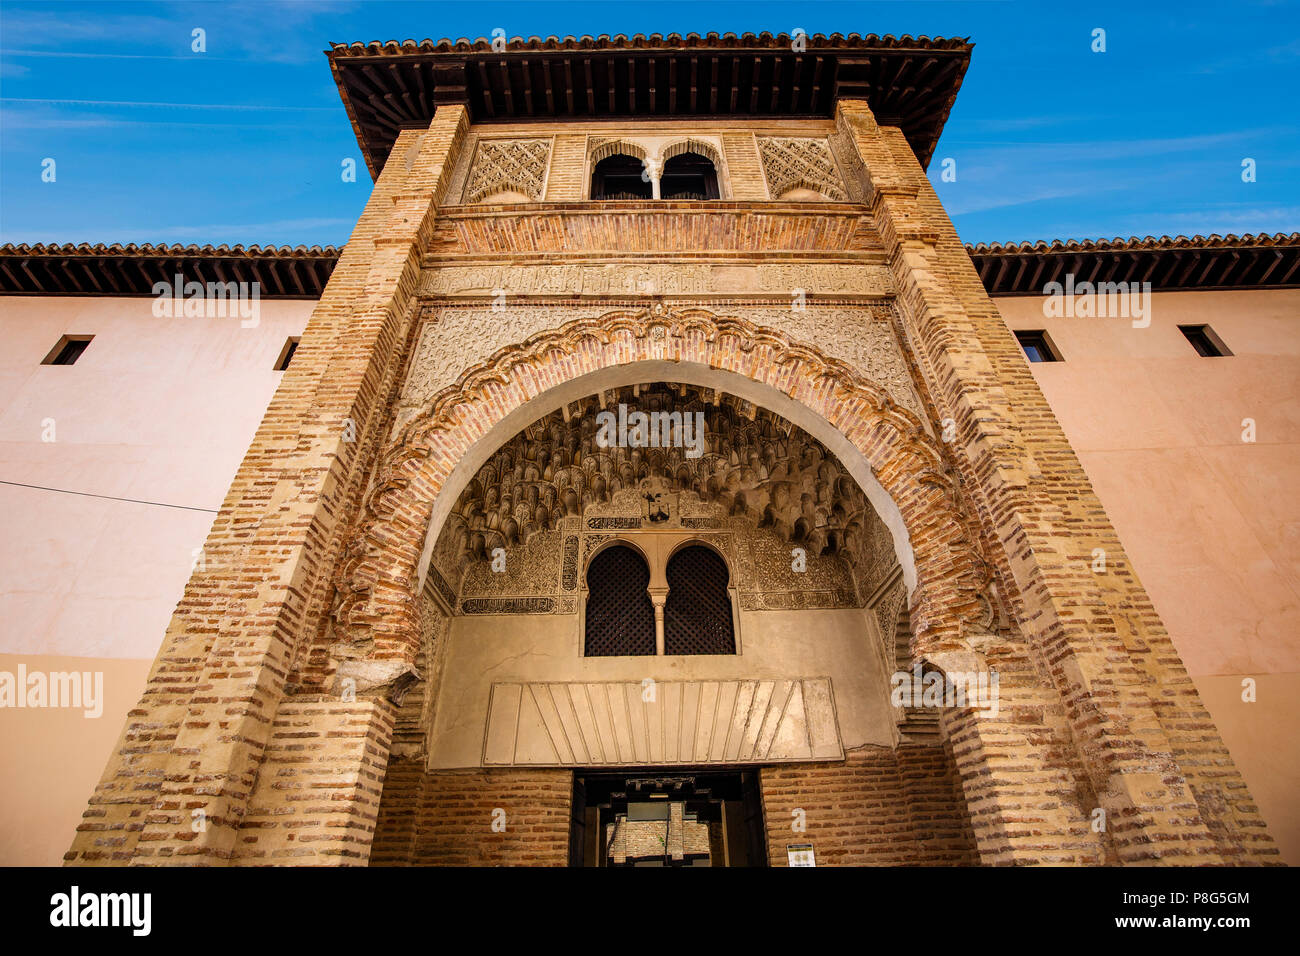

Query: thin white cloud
0;47;249;61
0;218;356;246
1;97;336;111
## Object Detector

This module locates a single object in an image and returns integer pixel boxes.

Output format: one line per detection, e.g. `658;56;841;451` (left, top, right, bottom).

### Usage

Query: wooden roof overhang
969;233;1300;296
326;32;975;179
3;234;1296;298
0;243;337;298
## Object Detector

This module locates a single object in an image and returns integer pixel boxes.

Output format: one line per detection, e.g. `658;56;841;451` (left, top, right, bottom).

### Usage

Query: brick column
66;106;470;865
836;99;1276;864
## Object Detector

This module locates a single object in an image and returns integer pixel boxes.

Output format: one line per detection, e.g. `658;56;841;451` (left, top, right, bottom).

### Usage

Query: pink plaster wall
1;286;1294;866
996;287;1300;863
0;294;311;864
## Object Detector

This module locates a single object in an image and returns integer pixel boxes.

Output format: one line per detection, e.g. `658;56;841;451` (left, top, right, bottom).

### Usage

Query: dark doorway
569;770;767;867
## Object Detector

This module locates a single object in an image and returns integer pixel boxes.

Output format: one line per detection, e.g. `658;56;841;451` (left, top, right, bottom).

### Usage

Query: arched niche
416;359;921;599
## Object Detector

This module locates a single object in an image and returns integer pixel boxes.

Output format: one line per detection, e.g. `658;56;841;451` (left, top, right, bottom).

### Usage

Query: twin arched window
590;151;720;201
583;543;735;656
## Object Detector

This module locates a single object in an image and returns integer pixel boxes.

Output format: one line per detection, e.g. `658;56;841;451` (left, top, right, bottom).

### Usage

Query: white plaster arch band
415;359;920;600
588;139;648;165
660;138;722;167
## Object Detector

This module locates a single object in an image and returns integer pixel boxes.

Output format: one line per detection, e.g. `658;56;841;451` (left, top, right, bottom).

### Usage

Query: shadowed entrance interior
570;770;767;867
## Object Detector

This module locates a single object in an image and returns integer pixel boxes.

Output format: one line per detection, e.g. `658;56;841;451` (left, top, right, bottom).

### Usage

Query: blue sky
1;0;1296;247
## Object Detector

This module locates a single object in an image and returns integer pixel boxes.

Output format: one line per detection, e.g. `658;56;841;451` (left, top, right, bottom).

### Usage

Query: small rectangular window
1015;330;1061;363
42;335;93;366
1178;325;1230;357
274;337;300;371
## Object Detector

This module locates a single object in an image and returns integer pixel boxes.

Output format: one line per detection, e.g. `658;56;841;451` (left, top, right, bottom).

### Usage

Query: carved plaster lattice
756;137;848;201
398;304;920;420
826;130;870;204
463;139;552;203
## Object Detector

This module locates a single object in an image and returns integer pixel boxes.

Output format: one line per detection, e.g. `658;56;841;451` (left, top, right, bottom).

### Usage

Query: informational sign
787;843;816;867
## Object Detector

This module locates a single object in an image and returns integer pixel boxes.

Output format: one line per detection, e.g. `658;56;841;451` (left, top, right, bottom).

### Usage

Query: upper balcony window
591;153;653;201
589;138;724;200
660;152;719;200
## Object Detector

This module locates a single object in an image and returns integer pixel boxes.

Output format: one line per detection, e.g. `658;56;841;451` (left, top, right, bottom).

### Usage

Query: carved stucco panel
756;136;849;200
462;138;552;203
398;304;923;418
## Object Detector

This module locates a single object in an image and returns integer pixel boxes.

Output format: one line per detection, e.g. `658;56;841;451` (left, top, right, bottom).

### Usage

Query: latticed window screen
664;546;735;655
584;545;656;656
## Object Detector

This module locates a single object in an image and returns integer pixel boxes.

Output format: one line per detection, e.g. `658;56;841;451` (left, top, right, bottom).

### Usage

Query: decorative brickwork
835;97;1277;864
331;306;992;684
65;105;473;867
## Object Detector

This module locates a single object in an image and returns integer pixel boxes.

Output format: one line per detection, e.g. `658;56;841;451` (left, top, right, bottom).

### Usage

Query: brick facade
370;760;572;866
763;744;979;866
65;90;1278;866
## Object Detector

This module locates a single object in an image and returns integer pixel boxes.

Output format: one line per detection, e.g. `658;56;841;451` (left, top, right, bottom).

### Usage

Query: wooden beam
1026;256;1049;295
1256;249;1282;283
521;59;535;115
993;256;1010;292
477;60;495;116
541;59;555;115
499;60;513;114
79;260;104;293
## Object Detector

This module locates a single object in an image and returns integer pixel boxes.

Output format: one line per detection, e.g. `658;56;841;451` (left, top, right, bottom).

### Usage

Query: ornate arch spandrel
323;307;990;697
